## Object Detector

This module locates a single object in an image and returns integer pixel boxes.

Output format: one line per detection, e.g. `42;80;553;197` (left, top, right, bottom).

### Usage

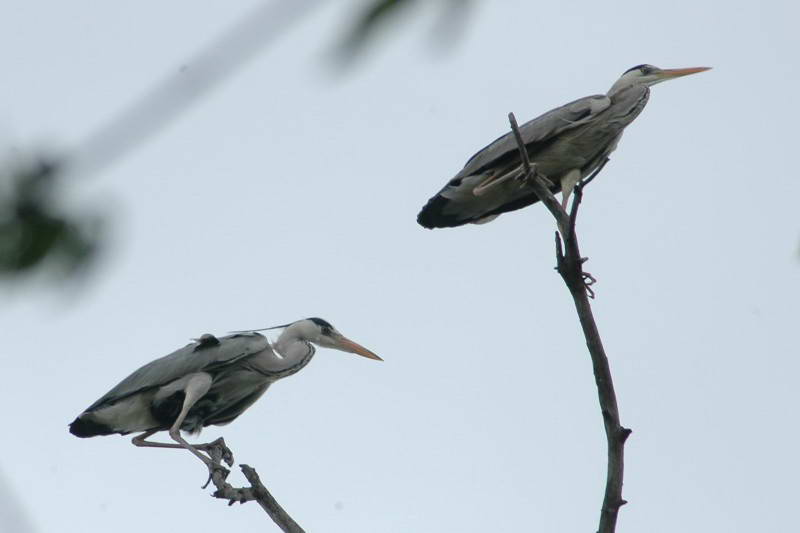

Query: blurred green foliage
0;157;101;280
341;0;418;54
0;0;471;284
340;0;472;60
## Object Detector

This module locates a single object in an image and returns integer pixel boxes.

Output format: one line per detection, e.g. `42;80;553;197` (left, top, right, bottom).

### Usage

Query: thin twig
507;113;569;230
206;440;305;532
566;158;608;240
580;157;609;190
508;113;533;176
508;113;630;533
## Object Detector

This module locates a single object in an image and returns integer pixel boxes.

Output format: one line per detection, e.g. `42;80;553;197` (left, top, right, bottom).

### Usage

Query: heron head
609;64;710;94
298;317;383;360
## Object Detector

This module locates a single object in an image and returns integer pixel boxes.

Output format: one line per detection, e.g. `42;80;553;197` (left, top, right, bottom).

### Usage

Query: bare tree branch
204;440;304;533
508;112;631;533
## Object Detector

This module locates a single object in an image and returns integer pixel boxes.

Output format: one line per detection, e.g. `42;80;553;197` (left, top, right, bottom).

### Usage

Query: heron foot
518;165;556;189
197;437;235;467
202;463;230;489
583;271;597;299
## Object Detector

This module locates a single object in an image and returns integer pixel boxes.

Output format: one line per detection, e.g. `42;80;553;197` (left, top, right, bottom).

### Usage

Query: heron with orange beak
417;65;711;228
69;318;381;468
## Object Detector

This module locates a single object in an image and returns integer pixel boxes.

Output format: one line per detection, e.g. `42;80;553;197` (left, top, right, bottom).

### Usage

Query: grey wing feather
85;332;271;412
459;94;611;177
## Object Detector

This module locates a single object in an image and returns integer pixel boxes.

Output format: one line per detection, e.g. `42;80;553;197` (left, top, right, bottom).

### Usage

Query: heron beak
335;335;383;361
656;66;711;81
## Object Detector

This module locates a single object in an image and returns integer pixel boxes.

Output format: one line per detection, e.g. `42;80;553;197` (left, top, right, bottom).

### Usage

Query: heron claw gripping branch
197;437;235;466
202;463;231;490
583;271;598;299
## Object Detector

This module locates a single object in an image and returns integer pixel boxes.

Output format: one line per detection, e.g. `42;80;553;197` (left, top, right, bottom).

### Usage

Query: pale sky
1;1;798;532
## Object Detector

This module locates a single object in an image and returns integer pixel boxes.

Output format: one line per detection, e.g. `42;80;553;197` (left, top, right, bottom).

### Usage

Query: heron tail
69;414;114;438
417;194;464;229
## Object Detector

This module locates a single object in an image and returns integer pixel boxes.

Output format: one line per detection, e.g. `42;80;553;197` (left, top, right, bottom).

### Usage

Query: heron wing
85;332;272;412
459;94;611;177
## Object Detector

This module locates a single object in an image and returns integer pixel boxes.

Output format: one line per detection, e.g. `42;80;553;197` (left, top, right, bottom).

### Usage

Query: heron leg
560;168;582;211
132;432;234;466
131;429;182;449
163;373;217;468
472;169;516;196
521;164;556;189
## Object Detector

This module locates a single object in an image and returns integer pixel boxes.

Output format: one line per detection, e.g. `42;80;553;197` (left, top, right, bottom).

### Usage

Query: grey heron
417;64;710;229
69;318;381;467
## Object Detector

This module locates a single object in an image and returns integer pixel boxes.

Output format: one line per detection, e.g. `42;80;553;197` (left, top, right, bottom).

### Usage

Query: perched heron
69;318;381;467
417;64;710;229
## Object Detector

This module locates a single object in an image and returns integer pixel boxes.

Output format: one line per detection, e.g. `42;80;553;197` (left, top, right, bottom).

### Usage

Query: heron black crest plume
229;323;292;334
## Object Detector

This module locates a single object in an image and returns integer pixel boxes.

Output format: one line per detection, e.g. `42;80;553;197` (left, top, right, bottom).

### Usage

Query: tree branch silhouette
508;112;631;533
204;439;304;533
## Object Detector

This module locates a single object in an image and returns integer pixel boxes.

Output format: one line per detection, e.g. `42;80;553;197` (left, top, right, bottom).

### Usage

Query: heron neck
607;81;648;98
270;329;316;377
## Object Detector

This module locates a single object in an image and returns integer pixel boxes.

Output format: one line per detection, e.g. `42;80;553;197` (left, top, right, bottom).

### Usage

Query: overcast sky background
1;1;798;532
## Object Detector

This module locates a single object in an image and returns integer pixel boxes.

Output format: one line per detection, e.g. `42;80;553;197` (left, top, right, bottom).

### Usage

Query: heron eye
640;66;651;74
